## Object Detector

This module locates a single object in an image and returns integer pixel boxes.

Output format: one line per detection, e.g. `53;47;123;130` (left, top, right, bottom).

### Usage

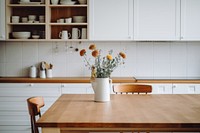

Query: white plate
60;1;76;5
19;2;42;5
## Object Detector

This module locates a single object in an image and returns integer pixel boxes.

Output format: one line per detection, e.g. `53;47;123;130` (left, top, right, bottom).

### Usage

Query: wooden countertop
37;94;200;132
0;77;137;83
1;77;200;83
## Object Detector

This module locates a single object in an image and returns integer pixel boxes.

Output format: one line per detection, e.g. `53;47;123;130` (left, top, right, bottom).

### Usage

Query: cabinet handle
29;83;34;87
172;85;176;88
61;84;65;87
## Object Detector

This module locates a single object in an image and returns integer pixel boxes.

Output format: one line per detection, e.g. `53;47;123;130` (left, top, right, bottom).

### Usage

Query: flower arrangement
80;44;126;78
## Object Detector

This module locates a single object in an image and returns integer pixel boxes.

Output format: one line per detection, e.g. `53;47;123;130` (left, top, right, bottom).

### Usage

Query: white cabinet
61;83;93;94
89;0;133;40
151;84;173;94
0;0;5;40
172;84;200;94
133;0;180;40
0;83;61;133
181;0;200;40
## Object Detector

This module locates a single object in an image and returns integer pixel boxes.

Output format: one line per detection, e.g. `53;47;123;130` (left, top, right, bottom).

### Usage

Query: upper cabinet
2;0;200;41
89;0;133;40
0;0;6;40
181;0;200;40
49;1;88;40
5;0;88;41
133;0;180;41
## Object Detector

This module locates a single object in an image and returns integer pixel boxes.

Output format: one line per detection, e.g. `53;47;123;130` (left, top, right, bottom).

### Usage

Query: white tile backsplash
5;63;22;76
0;63;5;76
0;41;200;79
6;42;22;63
22;42;38;62
0;42;5;63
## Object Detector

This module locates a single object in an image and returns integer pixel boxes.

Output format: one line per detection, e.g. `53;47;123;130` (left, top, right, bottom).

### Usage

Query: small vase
91;78;112;102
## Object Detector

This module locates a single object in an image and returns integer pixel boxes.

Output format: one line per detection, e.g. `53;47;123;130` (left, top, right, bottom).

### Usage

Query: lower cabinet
0;82;200;133
151;83;200;94
0;83;61;133
172;84;200;94
61;83;93;94
151;84;173;94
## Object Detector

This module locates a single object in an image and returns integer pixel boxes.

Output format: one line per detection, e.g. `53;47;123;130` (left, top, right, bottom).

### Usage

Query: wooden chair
113;84;152;94
27;96;45;133
113;84;152;133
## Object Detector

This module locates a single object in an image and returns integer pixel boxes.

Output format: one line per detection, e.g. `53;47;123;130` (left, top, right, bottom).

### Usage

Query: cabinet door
0;0;5;40
0;83;61;133
151;84;173;94
181;0;200;40
61;84;90;94
134;0;180;40
89;0;133;40
172;84;197;94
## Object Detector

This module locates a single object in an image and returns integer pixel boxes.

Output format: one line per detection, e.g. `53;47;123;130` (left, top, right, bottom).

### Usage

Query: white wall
0;41;200;79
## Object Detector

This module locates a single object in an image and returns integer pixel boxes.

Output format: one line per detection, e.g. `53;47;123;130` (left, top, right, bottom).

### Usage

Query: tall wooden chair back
27;96;44;133
113;84;152;94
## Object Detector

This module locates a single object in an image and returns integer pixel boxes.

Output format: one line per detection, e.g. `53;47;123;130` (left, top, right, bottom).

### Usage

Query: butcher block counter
1;77;200;84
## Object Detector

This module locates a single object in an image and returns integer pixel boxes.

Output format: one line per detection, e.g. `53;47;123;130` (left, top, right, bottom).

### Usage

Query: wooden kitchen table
36;94;200;133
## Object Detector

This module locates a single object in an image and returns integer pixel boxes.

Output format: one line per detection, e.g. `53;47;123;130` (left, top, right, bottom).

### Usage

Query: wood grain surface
0;77;136;83
36;94;200;132
1;77;200;84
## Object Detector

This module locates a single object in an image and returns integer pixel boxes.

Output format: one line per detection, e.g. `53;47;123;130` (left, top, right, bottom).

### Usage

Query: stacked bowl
60;0;76;5
78;0;87;4
72;16;86;23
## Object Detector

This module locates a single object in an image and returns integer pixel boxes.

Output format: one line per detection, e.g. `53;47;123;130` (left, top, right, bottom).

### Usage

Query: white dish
12;32;31;39
32;35;40;39
78;0;87;4
60;1;76;5
73;16;86;23
19;2;41;4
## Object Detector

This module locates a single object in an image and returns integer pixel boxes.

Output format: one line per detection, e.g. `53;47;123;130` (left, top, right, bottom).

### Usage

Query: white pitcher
59;30;71;40
91;78;112;102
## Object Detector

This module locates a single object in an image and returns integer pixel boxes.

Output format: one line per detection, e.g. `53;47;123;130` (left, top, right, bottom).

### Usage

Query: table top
36;94;200;132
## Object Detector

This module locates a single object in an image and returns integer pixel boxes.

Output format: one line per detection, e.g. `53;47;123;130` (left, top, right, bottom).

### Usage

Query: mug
81;28;87;39
59;30;71;40
65;18;72;23
72;28;81;39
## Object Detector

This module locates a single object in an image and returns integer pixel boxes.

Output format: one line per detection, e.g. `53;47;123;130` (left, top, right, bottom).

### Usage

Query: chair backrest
113;84;152;94
27;96;44;133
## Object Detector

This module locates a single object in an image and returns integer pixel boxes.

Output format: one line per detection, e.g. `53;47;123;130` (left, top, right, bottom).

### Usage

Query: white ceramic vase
91;78;112;102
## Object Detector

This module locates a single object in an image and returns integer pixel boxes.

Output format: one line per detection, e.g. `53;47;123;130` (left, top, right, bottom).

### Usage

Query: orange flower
119;52;126;59
89;44;96;50
80;49;86;56
106;54;112;60
92;50;99;57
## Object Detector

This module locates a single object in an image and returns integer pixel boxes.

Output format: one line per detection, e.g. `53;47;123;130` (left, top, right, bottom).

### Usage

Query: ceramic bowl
32;35;40;39
12;32;31;39
78;0;87;4
72;16;86;23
